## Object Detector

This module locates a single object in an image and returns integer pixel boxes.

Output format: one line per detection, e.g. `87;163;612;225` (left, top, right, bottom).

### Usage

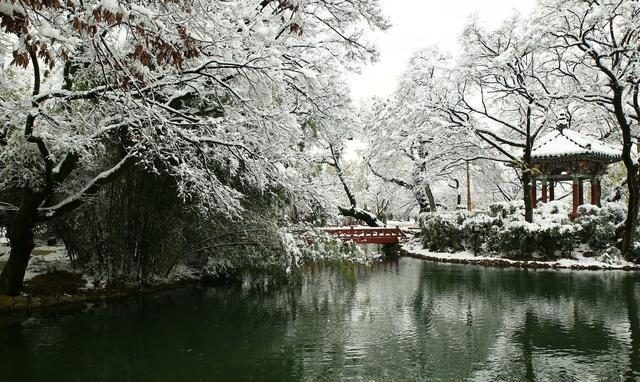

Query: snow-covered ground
402;239;640;270
0;243;201;288
386;220;418;228
0;244;72;281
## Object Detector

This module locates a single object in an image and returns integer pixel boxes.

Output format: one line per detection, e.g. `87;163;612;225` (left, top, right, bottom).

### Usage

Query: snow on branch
38;153;137;221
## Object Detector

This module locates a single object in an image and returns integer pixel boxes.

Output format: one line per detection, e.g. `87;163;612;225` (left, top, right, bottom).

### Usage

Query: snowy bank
0;243;204;313
0;244;77;281
418;201;639;262
402;239;640;271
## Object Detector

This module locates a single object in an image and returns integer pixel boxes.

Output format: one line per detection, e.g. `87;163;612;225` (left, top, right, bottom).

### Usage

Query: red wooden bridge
322;226;406;244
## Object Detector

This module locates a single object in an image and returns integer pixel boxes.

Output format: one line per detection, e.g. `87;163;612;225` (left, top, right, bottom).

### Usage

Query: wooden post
466;160;472;211
578;178;584;205
591;177;601;207
541;178;548;203
531;177;537;208
549;180;555;201
569;177;579;220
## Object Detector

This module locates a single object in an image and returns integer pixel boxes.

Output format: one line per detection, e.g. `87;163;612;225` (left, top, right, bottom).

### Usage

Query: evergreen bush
419;202;626;258
420;213;464;251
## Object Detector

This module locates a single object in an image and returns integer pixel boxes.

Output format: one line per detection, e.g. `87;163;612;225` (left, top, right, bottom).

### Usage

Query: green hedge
420;213;465;252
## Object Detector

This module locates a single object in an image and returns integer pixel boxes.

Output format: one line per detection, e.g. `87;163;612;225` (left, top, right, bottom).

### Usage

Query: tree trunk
425;184;436;213
0;191;40;296
522;174;533;223
522;172;533;223
414;183;437;213
338;206;382;227
451;179;462;207
611;86;639;260
621;169;639;259
416;199;430;214
522;108;533;223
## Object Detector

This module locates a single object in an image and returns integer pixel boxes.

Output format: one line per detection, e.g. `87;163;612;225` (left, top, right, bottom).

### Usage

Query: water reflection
0;258;639;381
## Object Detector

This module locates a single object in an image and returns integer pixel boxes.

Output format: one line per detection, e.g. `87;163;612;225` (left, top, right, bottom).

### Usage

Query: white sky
348;0;537;101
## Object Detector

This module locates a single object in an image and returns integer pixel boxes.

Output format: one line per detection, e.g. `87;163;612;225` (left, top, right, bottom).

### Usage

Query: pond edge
399;247;640;271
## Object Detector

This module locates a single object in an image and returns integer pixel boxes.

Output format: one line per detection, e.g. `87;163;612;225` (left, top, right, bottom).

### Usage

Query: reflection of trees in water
625;277;640;382
2;260;640;381
0;262;404;381
0;285;318;381
0;323;33;381
410;261;640;380
410;262;509;380
289;259;425;381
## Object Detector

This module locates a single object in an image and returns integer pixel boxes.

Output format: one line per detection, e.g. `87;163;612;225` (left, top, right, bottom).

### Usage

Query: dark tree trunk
416;199;430;214
338;206;382;227
522;107;534;223
331;145;384;227
0;191;40;296
425;184;436;213
522;171;534;223
611;87;640;260
367;161;436;214
414;183;437;213
621;161;639;260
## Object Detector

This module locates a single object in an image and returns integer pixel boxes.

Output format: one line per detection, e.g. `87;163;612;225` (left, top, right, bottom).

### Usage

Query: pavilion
530;115;622;219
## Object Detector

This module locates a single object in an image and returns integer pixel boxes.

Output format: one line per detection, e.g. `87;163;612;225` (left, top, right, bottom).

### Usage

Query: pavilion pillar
578;179;584;205
591;176;601;207
541;178;548;203
549;180;555;201
530;177;537;208
569;177;579;220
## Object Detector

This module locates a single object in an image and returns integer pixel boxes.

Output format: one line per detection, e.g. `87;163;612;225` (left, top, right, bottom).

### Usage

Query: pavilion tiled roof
531;128;622;162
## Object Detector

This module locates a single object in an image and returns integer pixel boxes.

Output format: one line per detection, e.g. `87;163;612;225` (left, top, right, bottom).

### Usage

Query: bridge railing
321;226;406;244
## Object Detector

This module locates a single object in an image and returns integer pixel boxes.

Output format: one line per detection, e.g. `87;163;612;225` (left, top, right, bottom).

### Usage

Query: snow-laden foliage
364;47;479;213
201;225;383;281
532;0;640;257
0;0;389;220
0;0;391;295
367;1;636;247
420;200;628;260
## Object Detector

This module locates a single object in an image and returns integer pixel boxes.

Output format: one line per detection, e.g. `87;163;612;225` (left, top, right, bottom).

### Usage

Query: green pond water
1;257;640;381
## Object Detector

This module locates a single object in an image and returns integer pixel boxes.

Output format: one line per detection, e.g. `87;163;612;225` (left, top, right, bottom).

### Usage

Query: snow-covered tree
0;0;389;295
365;48;479;213
451;16;560;222
535;0;640;258
301;92;384;227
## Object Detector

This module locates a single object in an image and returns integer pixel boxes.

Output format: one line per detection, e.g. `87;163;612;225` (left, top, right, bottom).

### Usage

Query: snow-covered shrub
488;200;524;219
419;200;627;258
484;221;577;258
534;224;580;257
632;242;640;260
536;201;569;216
599;203;627;222
534;201;571;225
461;214;501;253
597;246;625;265
485;221;538;258
453;210;473;225
575;203;625;250
420;213;464;251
